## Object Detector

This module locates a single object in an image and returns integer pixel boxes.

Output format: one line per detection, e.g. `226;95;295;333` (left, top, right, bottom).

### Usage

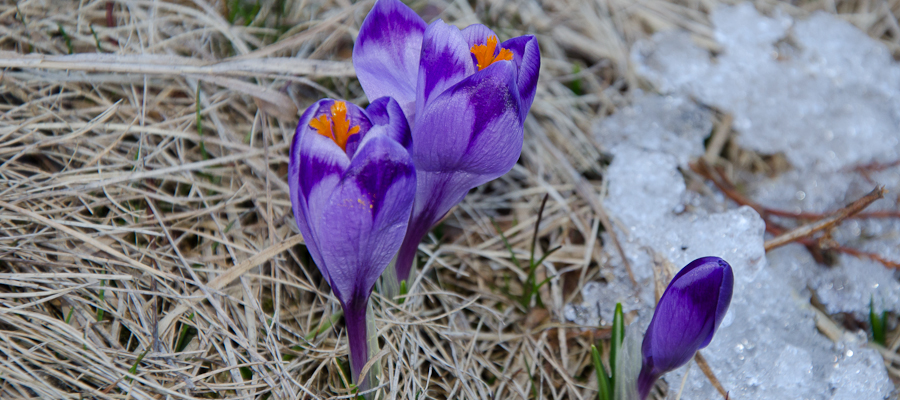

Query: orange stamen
470;36;513;71
310;115;332;138
309;101;361;151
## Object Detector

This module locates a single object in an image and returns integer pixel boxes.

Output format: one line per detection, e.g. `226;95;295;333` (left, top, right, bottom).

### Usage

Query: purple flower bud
289;97;416;388
637;257;734;399
353;0;540;288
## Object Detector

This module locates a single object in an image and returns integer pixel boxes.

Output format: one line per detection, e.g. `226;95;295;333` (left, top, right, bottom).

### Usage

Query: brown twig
691;161;897;222
831;246;900;269
105;1;119;46
691;160;899;268
764;187;886;251
703;114;733;164
694;351;728;399
762;208;900;220
846;159;900;184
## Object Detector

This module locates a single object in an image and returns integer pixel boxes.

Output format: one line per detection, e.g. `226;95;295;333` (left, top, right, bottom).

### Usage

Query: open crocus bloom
353;0;540;288
637;257;734;400
289;97;416;388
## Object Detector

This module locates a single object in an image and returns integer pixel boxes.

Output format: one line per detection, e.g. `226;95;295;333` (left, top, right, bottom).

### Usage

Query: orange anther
470;36;513;71
309;101;361;151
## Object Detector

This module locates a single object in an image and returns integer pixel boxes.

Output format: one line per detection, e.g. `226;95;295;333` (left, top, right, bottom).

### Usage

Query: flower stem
394;224;425;288
636;367;658;400
344;301;371;391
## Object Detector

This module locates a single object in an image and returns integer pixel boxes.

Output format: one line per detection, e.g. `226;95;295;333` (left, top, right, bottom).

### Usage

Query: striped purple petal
365;96;412;151
413;60;521;176
314;133;416;305
394;61;522;282
290;100;356;275
353;0;426;124
415;19;475;121
502;35;540;119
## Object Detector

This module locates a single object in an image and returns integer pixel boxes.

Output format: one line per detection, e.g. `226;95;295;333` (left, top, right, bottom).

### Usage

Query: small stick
830;245;900;269
764;187;886;251
690;161;766;218
691;161;899;266
105;1;119;46
694;351;728;399
703;114;733;164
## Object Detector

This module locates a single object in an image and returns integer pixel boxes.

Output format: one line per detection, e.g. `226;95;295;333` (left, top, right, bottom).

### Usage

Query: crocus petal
462;27;540;120
365;96;412;151
461;24;498;47
637;257;734;400
413;60;521;178
312;133;416;306
416;19;476;120
701;262;733;348
394;62;522;282
501;35;540;118
644;258;728;371
290;101;353;276
353;0;426;122
461;24;499;66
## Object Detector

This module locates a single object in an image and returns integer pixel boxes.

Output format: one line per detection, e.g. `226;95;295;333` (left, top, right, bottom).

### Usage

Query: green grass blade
174;313;197;353
96;278;106;322
127;347;150;382
524;356;539;400
592;344;612;400
195;86;209;161
90;25;104;53
534;245;563;267
65;306;75;324
870;298;886;345
529;194;550;267
304;311;343;341
398;280;408;305
610;302;624;390
492;217;521;269
57;24;73;54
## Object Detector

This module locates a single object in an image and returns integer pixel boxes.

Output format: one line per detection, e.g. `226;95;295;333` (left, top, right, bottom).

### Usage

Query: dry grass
1;0;899;399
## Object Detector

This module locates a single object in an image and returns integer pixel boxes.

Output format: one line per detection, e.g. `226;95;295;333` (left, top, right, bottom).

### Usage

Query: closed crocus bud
637;257;734;400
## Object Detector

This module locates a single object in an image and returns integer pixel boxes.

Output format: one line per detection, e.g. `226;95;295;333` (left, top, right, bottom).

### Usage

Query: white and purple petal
395;62;522;281
313;133;416;306
461;24;499;67
502;35;540;119
460;24;498;49
365;96;412;151
412;60;521;178
290;100;353;275
415;20;475;120
353;0;426;122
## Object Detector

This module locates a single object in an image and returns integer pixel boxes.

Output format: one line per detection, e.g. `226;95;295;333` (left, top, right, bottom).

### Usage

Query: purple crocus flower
289;97;416;388
637;257;734;400
353;0;540;287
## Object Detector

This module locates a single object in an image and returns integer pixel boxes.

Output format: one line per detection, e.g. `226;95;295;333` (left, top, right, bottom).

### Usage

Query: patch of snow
634;2;900;321
574;3;899;397
594;94;712;167
634;3;900;173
